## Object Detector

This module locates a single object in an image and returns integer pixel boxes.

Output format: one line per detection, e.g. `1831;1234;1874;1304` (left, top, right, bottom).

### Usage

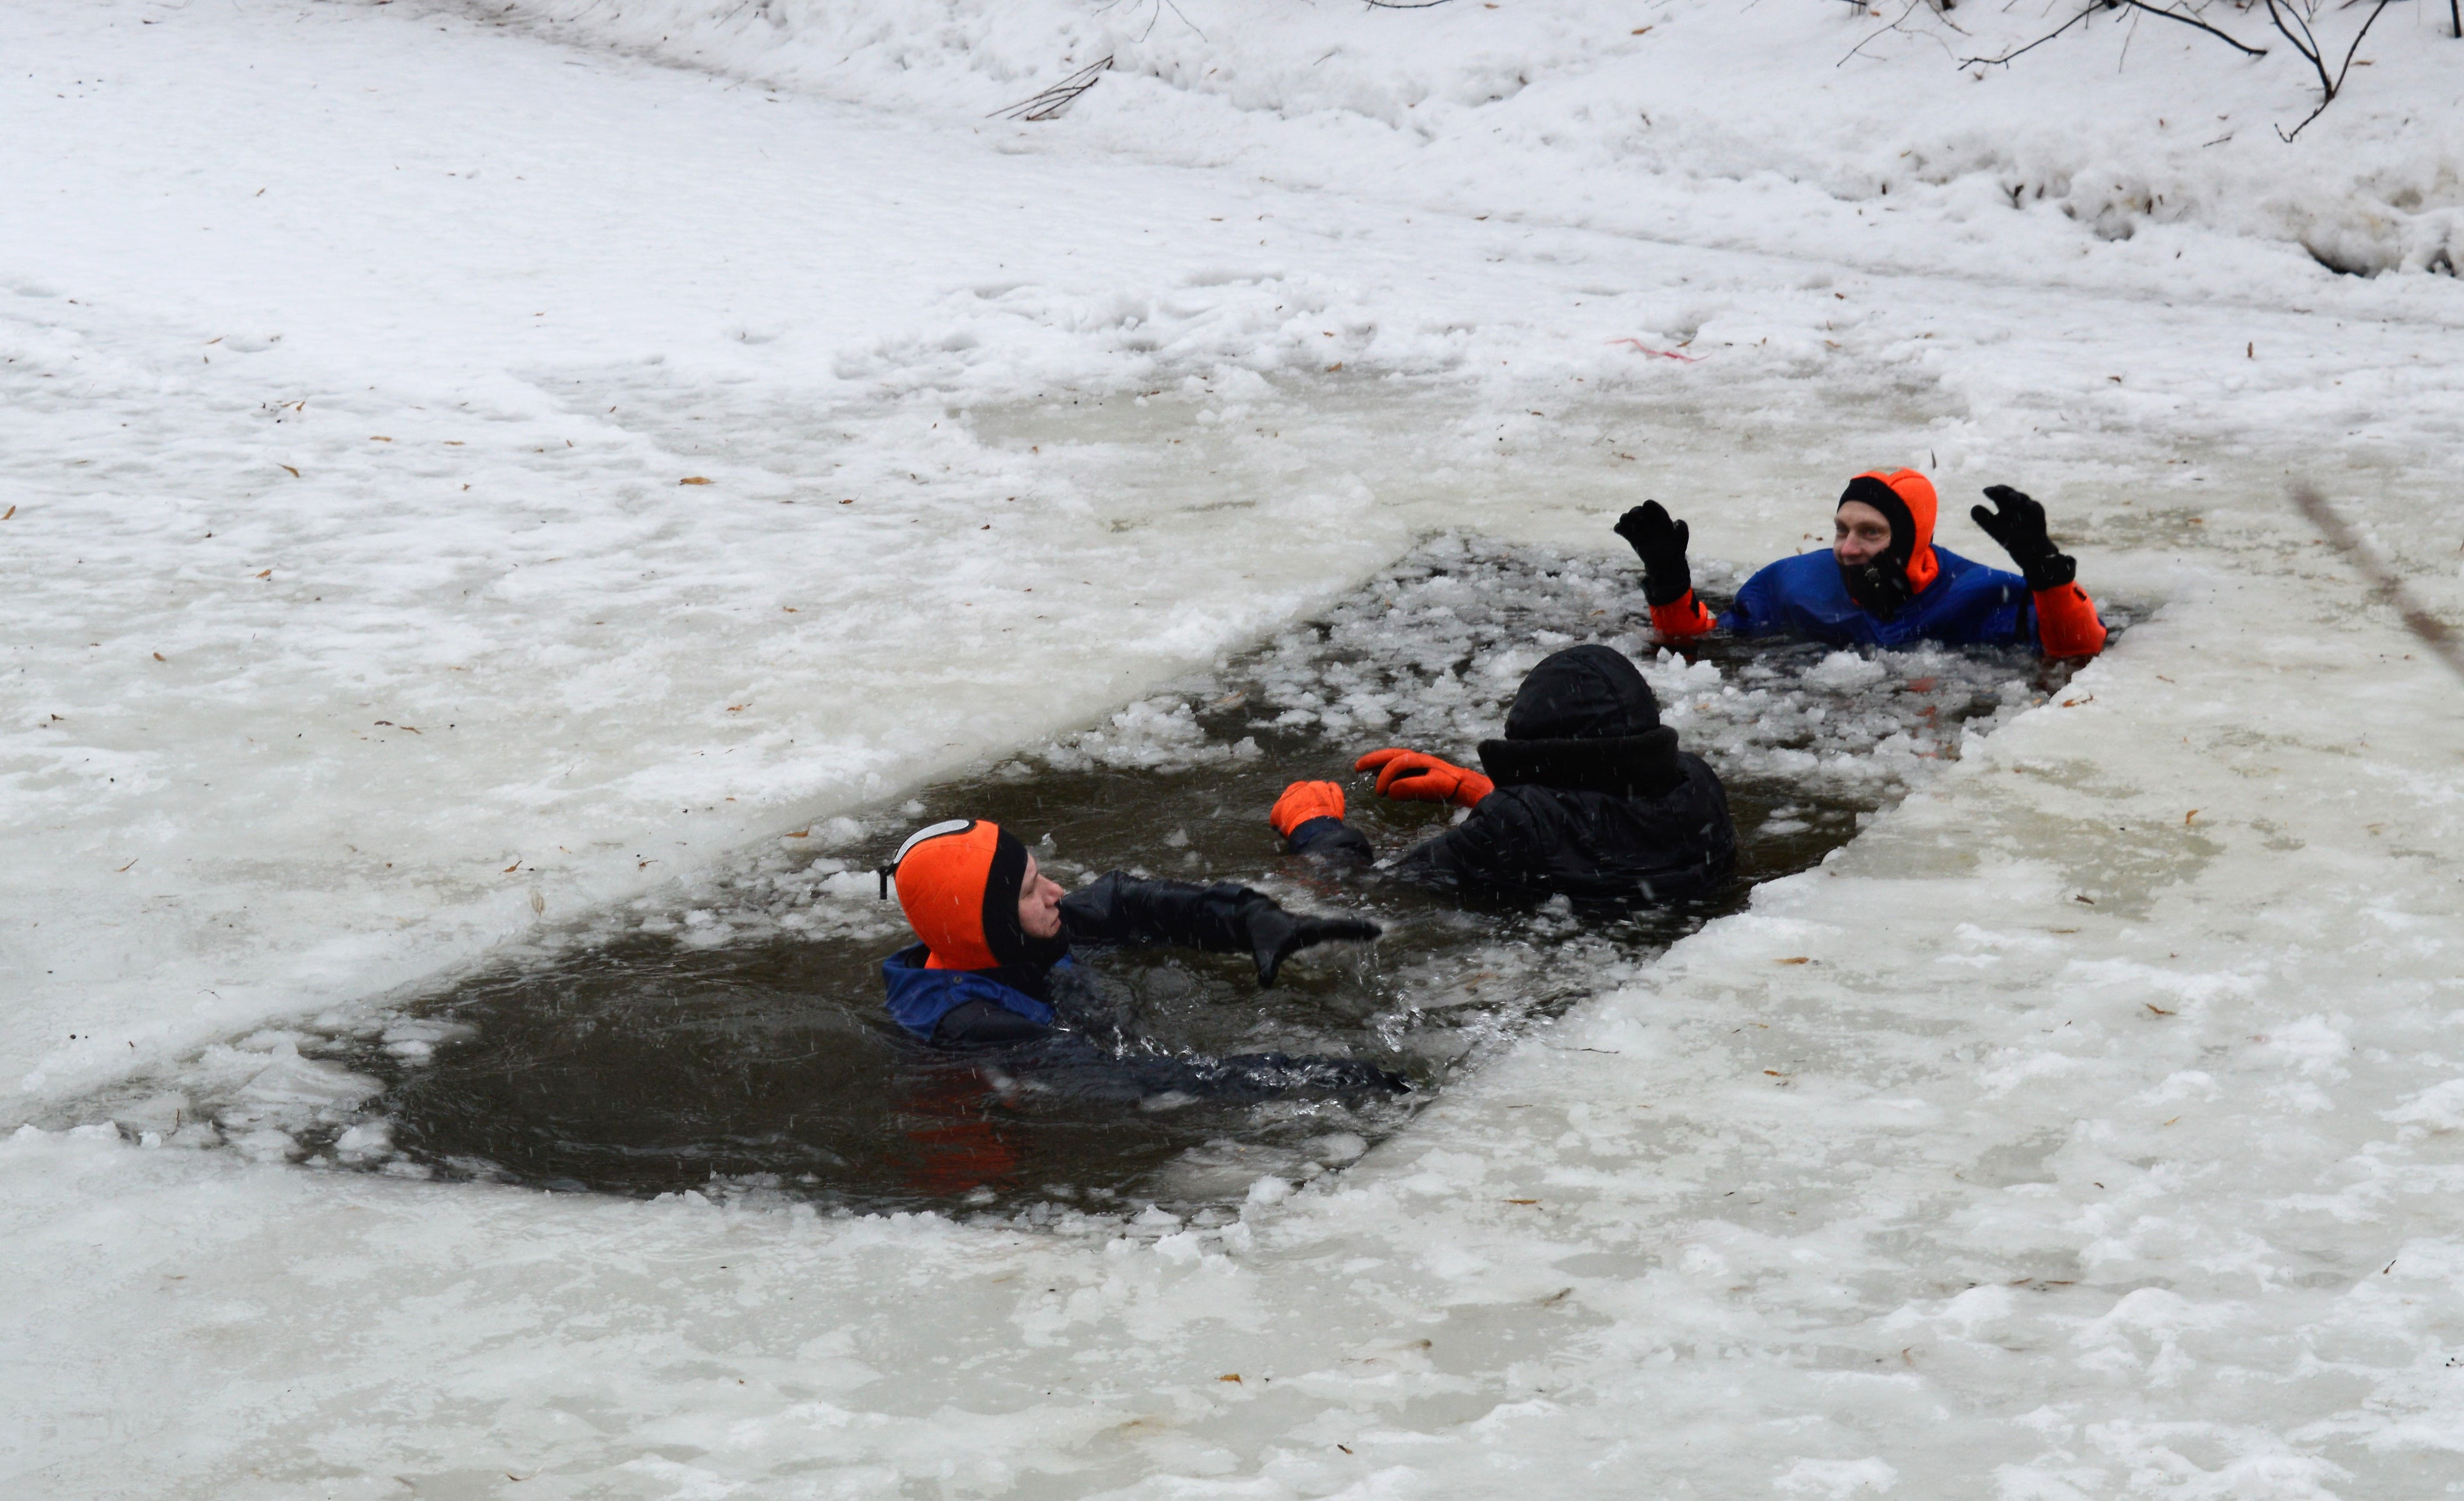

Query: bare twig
989;56;1113;122
1843;0;1962;66
1963;0;2264;66
2268;0;2392;140
1361;0;1457;8
1959;4;2098;67
2291;486;2464;686
2113;0;2269;56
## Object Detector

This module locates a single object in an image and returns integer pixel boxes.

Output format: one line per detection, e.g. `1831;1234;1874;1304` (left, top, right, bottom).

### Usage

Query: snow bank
453;0;2464;278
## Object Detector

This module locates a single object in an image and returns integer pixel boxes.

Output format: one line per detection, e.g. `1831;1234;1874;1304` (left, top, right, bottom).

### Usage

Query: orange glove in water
1269;780;1347;837
1354;748;1494;808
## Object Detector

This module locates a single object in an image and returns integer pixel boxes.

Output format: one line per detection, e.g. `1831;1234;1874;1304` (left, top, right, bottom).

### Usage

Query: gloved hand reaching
1269;780;1346;838
1971;485;2077;592
1354;748;1495;808
1614;499;1696;608
1238;897;1381;988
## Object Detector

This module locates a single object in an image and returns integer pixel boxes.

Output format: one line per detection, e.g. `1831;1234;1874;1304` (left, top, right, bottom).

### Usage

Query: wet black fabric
1478;725;1687;799
933;998;1056;1046
1500;643;1661;740
1388;753;1736;903
1290;644;1736;905
1057;871;1275;954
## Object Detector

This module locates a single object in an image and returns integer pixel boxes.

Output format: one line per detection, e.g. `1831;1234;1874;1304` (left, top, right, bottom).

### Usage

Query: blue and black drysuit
881;871;1399;1102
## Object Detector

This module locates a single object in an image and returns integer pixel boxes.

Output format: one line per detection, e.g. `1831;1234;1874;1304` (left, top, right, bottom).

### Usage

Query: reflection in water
79;539;2088;1215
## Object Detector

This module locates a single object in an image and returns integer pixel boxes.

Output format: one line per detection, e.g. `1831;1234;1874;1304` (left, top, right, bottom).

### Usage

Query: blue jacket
880;943;1063;1040
1724;547;2037;650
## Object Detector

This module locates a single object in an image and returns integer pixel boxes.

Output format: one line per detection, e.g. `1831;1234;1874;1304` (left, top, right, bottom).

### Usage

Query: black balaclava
1837;473;1919;620
977;827;1071;995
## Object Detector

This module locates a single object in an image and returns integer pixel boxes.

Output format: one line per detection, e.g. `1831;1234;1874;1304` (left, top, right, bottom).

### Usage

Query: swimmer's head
1836;468;1940;609
880;819;1068;970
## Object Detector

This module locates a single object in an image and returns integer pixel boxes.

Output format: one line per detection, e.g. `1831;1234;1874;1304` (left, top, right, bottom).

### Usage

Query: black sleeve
1283;815;1376;866
1059;871;1267;954
1388;799;1533;892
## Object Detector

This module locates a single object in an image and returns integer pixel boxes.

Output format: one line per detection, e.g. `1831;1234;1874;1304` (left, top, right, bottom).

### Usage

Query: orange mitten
1647;590;1717;639
2032;584;2108;658
1269;780;1347;837
1354;748;1494;808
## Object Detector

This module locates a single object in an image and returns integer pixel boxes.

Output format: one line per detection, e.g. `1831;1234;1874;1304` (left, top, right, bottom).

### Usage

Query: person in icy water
875;818;1401;1096
1268;644;1736;905
1617;471;2108;656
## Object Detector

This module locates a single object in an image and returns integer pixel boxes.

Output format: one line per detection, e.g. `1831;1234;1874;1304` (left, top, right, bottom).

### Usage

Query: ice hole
60;538;2109;1219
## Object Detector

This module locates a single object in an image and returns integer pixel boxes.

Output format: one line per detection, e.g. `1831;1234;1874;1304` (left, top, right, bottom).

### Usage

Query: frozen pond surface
8;0;2464;1495
58;540;2084;1214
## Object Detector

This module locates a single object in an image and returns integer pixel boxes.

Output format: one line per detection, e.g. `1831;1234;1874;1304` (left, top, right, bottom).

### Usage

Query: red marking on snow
1606;339;1702;363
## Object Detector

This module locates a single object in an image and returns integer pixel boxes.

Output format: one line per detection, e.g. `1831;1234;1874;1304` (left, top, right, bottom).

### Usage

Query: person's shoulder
1675;749;1728;793
1931;546;2023;592
1745;551;1838;591
1456;785;1559;843
1921;547;2030;620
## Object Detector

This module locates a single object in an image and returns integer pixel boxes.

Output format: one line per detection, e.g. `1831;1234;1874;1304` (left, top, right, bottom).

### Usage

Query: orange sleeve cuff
2033;584;2107;658
1648;590;1716;639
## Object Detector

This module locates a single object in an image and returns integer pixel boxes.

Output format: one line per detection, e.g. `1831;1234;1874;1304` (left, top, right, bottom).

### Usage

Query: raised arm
1616;500;1717;639
1972;485;2107;657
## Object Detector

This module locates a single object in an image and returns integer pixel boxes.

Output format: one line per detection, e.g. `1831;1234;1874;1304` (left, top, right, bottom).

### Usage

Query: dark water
110;539;2086;1215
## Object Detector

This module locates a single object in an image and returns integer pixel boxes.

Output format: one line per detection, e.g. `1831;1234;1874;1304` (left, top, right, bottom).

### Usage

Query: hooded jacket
1290;645;1736;904
1649;469;2106;655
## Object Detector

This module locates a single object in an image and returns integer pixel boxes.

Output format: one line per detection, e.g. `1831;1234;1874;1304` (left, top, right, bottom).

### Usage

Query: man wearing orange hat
1615;472;2107;656
876;818;1383;1054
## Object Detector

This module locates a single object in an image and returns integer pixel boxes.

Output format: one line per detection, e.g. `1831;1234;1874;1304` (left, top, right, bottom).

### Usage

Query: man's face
1833;500;1895;568
1017;854;1066;940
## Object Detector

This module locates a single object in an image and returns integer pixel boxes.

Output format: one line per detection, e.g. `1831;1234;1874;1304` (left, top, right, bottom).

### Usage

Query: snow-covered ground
6;0;2463;1494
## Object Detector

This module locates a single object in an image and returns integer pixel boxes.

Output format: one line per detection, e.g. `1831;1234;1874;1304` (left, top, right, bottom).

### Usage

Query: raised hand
1972;484;2076;591
1241;902;1382;988
1354;748;1495;809
1614;499;1695;607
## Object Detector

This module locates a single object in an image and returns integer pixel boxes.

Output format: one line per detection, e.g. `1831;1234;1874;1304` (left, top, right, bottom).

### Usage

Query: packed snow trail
6;0;2464;1497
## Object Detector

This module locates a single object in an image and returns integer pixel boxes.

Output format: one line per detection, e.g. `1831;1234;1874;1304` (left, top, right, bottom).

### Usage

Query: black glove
1239;900;1381;988
1971;485;2076;592
1614;500;1695;608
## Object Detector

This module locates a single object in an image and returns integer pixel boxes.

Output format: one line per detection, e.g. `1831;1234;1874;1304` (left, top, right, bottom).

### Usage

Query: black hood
1479;646;1686;799
1501;644;1660;740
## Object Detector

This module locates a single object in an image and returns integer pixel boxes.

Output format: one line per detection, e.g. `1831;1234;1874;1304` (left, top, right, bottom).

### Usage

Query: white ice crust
6;0;2463;1495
